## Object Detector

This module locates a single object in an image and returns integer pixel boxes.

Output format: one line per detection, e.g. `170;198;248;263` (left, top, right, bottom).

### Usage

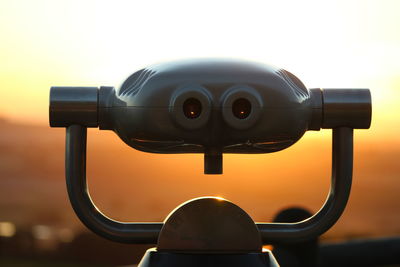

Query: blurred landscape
0;118;399;265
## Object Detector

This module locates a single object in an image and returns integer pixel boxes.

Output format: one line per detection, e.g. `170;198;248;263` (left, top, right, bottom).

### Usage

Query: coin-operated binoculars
50;59;371;266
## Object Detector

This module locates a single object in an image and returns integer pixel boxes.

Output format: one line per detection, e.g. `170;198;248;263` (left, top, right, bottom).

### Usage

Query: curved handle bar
257;127;353;243
66;125;162;243
66;125;352;244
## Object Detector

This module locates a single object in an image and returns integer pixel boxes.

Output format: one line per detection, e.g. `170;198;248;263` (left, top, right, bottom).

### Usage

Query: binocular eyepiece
50;59;371;174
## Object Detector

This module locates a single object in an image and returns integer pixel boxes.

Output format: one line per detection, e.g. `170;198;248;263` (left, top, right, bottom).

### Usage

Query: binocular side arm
66;124;162;244
257;127;353;243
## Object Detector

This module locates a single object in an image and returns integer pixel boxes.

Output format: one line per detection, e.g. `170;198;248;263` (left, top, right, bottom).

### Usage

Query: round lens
183;98;202;119
232;98;251;119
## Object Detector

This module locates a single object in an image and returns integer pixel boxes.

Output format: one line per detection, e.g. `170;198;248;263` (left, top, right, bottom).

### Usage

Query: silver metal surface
50;87;99;127
257;127;353;243
66;125;162;243
157;197;262;253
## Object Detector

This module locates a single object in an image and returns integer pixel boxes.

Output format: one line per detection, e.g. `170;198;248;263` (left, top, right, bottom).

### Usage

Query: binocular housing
50;59;371;174
49;59;372;260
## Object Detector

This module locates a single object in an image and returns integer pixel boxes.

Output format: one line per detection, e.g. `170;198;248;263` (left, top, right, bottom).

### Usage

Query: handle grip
257;127;353;243
66;125;162;243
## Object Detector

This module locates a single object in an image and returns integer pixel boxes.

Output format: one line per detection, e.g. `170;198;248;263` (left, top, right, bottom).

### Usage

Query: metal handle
66;124;162;244
65;125;353;244
257;127;353;243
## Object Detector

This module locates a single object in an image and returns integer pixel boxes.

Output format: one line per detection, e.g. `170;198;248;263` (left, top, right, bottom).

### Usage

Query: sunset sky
0;0;399;140
0;1;400;244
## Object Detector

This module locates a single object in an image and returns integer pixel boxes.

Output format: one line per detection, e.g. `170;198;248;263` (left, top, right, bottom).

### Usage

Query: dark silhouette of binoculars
50;59;371;266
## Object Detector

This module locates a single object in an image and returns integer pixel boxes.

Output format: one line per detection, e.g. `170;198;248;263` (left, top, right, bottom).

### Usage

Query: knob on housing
49;86;98;127
322;88;371;129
